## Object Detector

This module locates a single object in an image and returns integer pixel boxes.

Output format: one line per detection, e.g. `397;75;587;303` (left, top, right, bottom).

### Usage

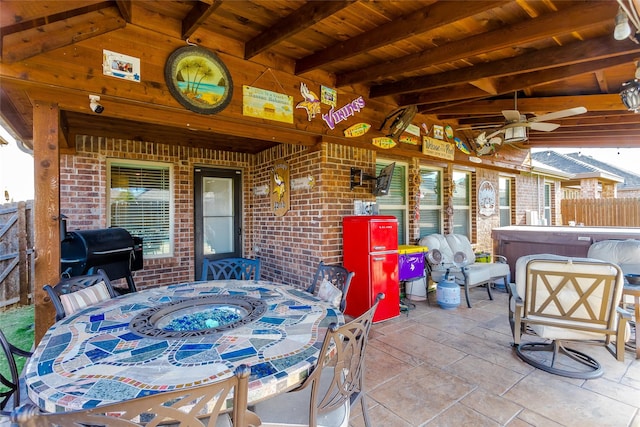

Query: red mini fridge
342;215;400;322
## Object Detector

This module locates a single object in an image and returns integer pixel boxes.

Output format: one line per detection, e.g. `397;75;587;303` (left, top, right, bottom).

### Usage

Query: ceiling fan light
504;126;527;143
614;8;632;40
620;79;640;112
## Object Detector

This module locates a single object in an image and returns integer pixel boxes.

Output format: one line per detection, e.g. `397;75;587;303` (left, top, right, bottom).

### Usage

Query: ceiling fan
460;92;587;146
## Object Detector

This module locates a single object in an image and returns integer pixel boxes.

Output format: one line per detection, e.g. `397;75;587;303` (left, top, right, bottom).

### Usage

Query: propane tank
436;270;460;310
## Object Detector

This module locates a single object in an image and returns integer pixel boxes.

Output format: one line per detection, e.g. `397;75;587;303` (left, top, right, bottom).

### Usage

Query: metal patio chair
200;258;261;281
509;255;631;379
8;364;260;427
306;261;355;311
43;269;118;321
0;328;33;412
253;293;384;427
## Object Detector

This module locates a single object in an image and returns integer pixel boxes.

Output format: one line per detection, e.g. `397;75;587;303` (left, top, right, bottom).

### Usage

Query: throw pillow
59;281;110;316
317;278;342;308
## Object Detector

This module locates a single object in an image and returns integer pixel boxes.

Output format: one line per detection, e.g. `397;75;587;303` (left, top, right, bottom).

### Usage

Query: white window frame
452;170;471;238
499;175;512;227
418;166;443;236
376;158;409;245
107;159;175;258
543;181;552;226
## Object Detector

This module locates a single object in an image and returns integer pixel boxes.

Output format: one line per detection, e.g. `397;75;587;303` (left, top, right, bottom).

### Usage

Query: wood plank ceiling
2;0;640;152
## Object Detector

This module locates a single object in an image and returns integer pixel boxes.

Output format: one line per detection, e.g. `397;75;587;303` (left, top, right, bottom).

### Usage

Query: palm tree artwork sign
165;46;233;114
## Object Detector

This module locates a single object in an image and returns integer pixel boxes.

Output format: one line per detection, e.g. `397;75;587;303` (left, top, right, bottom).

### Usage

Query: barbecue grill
61;226;143;293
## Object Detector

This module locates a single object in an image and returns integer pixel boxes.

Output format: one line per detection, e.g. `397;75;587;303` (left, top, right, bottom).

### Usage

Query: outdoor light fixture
614;1;640;43
620;79;640;112
614;7;632;40
503;126;528;143
620;62;640;112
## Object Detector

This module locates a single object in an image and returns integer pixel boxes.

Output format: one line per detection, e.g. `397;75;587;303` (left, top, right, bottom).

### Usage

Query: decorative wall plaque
164;46;233;114
271;160;290;216
478;180;497;217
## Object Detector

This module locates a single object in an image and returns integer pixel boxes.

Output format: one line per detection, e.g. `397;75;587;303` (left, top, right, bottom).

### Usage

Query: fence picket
561;198;640;227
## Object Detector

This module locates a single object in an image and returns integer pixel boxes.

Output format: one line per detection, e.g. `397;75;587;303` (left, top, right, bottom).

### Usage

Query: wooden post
17;201;28;305
33;101;60;345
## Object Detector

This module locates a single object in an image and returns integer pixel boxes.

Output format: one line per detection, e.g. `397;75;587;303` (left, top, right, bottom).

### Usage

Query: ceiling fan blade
487;129;503;138
502;110;521;122
530;106;587;122
529;122;560;132
488;136;502;145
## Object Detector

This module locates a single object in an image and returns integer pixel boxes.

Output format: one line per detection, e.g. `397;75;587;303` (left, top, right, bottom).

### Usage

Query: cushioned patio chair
509;254;631;379
253;293;384;427
0;328;33;411
43;269;118;321
8;364;259;427
306;261;355;311
420;233;510;308
200;257;261;281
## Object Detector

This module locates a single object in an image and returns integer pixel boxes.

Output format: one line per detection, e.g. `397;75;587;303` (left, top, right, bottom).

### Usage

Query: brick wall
60;134;562;290
474;168;500;252
251;143;375;288
62;136;252;290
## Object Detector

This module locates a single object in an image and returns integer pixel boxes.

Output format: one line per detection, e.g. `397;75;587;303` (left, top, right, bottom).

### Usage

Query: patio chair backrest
200;257;261;281
0;328;33;411
43;269;118;321
306;261;355;311
9;364;260;427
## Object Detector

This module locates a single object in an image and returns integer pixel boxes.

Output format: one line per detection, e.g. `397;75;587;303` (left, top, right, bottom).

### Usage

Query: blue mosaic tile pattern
25;280;343;412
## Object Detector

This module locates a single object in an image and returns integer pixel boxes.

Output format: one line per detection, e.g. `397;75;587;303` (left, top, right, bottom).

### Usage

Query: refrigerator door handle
372;245;387;251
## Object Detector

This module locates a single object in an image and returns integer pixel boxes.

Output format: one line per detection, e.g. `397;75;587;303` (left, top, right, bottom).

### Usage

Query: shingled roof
531;151;640;191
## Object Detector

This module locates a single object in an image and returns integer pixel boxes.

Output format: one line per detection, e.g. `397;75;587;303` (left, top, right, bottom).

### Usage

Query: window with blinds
418;167;442;237
376;160;407;245
499;176;512;227
108;160;173;257
452;170;470;238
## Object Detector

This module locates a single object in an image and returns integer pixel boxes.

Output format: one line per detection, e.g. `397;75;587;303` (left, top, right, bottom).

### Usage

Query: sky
1;124;639;204
0;130;34;203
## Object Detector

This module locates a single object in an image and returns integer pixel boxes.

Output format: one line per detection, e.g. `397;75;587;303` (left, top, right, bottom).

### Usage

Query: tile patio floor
349;287;640;427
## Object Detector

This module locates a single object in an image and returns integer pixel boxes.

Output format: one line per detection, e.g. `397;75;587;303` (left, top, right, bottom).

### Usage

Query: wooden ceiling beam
432;94;627;115
114;0;132;23
296;0;505;75
182;0;222;39
1;7;125;63
0;87;32;142
245;0;354;60
336;1;615;87
376;36;640;98
409;53;640;108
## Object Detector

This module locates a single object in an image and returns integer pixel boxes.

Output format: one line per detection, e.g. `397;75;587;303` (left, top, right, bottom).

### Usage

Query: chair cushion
317;279;342;308
445;234;476;265
588;239;640;275
59;281;111;316
419;234;454;264
253;367;349;427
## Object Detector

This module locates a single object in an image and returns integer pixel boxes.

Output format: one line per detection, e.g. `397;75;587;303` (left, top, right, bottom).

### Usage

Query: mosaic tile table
25;280;343;412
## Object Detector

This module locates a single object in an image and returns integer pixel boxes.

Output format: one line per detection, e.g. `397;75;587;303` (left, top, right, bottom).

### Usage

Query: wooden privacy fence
0;201;34;309
561;198;640;227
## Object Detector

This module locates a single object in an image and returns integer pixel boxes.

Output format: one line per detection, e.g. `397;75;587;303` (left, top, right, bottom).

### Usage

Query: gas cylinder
436;272;460;310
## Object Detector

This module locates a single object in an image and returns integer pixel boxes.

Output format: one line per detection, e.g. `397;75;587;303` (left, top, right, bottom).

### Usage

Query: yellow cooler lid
398;244;429;254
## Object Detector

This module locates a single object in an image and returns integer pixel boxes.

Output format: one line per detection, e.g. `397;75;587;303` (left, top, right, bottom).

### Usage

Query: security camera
89;95;104;114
